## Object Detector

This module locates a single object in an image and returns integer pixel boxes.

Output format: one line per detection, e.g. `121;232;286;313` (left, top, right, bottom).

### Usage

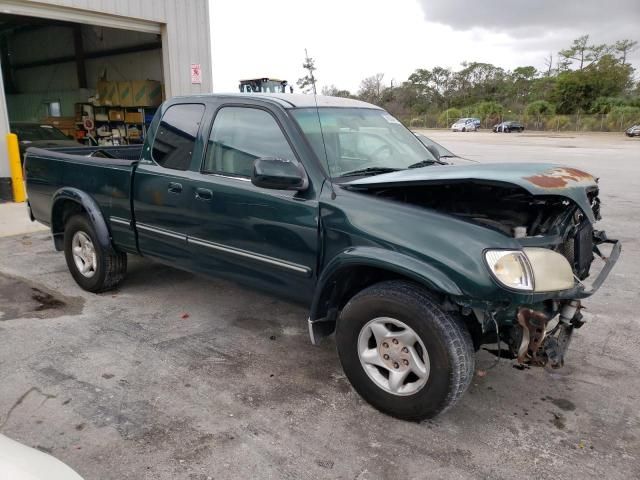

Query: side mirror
425;144;440;161
251;157;308;191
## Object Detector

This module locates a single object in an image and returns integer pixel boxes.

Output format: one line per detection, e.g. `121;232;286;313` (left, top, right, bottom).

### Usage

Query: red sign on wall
191;63;202;84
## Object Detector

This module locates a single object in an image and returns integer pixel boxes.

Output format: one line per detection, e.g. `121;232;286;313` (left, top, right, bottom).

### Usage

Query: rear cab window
151;104;205;170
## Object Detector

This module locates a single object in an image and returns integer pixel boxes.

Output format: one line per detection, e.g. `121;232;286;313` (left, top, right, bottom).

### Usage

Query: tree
297;49;317;94
614;39;638;66
525;100;555;116
321;85;352;98
472;101;504;120
358;73;386;104
551;54;634;113
543;53;554;76
559;35;591;70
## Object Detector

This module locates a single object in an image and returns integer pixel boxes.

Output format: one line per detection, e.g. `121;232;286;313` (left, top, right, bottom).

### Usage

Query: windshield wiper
407;158;446;168
338;167;403;178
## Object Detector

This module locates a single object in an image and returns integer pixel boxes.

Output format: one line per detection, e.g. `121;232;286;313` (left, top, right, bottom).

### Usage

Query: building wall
0;0;212;179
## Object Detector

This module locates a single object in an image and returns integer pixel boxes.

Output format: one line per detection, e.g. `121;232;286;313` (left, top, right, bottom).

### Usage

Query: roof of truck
179;93;382;109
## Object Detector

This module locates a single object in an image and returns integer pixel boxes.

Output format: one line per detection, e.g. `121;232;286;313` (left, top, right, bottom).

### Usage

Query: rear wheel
63;214;127;292
336;280;475;421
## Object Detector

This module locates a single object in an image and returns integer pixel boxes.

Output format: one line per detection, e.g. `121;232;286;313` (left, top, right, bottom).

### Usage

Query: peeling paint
524;167;595;189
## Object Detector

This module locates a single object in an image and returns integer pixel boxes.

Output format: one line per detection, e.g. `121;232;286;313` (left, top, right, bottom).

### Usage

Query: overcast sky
209;0;640;93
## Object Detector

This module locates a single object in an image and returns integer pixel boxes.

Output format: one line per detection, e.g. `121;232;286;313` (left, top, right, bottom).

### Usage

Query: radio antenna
303;48;335;196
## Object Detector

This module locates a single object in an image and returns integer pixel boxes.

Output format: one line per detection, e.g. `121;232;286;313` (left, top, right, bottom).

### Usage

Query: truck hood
345;163;599;222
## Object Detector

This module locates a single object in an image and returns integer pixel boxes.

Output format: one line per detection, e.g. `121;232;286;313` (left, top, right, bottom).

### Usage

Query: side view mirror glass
251;157;308;191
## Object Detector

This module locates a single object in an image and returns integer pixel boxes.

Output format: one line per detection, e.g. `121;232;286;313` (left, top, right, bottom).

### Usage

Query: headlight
485;248;575;292
523;248;575;292
485;250;534;291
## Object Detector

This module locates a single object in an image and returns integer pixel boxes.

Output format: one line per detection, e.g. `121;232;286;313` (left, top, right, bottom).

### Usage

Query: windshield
291;107;436;176
414;134;456;158
11;124;69;141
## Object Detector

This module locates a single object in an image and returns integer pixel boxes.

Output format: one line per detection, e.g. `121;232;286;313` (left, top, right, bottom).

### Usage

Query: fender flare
50;188;112;252
309;246;463;322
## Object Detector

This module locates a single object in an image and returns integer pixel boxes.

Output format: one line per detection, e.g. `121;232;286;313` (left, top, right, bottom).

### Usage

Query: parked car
0;433;84;479
493;121;525;133
24;94;620;421
413;133;478;165
451;118;478;132
625;124;640;137
10;122;80;161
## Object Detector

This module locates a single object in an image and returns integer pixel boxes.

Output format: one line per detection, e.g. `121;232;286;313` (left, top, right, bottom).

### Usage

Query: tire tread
340;280;475;420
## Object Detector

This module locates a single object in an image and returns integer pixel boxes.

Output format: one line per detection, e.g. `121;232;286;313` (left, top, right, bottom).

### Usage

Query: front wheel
336;281;475;421
63;214;127;293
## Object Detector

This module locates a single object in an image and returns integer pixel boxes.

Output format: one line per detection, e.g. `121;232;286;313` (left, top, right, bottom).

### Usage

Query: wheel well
51;199;86;250
311;265;481;346
314;265;449;321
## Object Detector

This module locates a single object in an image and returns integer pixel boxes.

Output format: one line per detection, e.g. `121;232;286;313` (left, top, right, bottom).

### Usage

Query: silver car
451;118;478;132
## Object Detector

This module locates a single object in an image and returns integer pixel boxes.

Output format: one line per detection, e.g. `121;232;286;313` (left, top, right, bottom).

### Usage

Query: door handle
195;187;213;201
168;182;182;194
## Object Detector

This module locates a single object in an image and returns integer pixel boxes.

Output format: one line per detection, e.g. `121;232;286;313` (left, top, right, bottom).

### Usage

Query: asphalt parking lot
1;131;638;479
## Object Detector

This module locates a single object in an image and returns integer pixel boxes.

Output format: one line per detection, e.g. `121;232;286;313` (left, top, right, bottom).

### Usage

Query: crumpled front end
345;162;621;368
475;208;621;369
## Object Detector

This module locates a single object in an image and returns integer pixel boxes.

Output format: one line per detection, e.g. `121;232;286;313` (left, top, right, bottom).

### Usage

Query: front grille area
575;222;594;279
559;222;594;280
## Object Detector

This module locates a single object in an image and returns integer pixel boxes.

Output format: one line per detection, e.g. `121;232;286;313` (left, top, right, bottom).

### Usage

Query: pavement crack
0;387;56;430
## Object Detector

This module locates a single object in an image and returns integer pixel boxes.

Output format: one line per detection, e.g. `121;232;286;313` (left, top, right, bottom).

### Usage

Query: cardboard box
42;116;76;129
95;107;108;122
125;111;143;123
96;80;119;106
108;109;124;122
131;80;163;107
118;81;133;107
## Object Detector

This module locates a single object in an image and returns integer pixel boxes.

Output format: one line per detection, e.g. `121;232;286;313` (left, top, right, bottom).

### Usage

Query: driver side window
203;107;296;177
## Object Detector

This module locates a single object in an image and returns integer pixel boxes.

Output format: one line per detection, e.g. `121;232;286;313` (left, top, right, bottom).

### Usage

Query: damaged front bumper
508;238;621;368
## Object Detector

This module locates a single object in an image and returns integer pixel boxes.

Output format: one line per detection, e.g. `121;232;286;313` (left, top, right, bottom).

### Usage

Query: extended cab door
186;104;319;303
132;103;206;263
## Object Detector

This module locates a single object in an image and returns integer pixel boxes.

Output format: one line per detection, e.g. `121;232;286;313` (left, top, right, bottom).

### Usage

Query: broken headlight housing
485;248;576;292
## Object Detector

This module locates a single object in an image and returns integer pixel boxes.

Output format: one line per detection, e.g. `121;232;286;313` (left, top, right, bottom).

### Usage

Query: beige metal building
0;0;212;199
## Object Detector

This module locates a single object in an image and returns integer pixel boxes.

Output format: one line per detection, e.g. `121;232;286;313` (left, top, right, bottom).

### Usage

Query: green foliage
325;34;639;128
438;108;462;126
544;115;572;131
577;116;599;131
525;100;555;116
472;101;504;119
551;54;634;113
607;105;640;129
590;96;627;113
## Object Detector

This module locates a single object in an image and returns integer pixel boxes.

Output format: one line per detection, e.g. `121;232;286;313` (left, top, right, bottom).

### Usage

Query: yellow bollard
6;133;26;203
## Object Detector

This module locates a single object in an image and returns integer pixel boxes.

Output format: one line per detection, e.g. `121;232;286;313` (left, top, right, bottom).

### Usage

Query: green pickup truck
24;94;621;420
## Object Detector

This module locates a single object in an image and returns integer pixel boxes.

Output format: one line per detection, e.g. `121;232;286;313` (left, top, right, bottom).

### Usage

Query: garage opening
0;13;165;168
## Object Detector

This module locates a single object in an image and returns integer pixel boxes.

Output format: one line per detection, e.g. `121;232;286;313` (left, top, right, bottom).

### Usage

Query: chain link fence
396;112;640;132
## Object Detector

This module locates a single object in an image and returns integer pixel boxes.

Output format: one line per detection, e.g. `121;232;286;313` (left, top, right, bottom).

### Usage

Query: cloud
415;0;640;72
416;0;640;36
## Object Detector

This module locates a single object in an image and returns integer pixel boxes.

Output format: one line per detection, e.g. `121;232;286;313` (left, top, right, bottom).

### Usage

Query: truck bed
25;145;142;253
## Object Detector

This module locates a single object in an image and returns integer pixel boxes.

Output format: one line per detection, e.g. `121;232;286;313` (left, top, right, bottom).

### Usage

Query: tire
336;280;475;421
63;214;127;293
